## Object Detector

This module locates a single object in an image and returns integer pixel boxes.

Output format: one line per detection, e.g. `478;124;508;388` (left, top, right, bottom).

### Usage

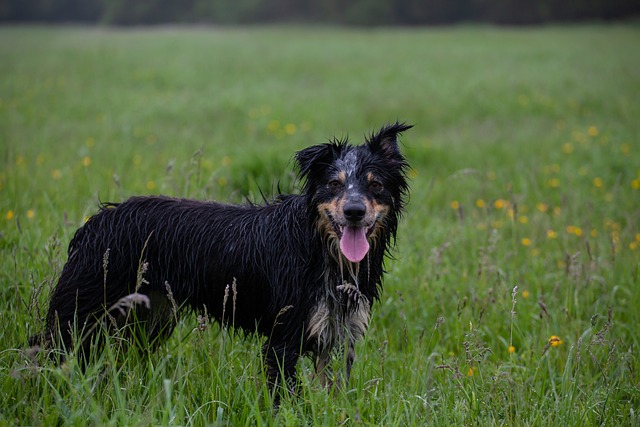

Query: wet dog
31;122;411;400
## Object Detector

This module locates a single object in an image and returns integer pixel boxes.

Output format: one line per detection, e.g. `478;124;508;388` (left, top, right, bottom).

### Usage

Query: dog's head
296;122;411;263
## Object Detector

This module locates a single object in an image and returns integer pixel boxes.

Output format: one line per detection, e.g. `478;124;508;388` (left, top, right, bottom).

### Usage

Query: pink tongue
340;226;370;263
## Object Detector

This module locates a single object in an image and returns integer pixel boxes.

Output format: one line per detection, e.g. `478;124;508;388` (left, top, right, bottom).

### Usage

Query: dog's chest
306;280;371;354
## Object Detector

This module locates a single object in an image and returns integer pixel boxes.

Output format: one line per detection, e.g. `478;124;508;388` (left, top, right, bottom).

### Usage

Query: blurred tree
1;0;639;25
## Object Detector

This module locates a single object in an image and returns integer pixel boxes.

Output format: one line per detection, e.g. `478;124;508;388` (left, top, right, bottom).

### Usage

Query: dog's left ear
367;122;413;161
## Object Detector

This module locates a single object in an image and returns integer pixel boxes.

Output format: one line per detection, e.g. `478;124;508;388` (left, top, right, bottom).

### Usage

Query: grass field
1;24;639;425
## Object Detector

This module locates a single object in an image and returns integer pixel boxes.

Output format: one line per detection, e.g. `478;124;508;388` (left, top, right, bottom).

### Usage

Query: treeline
2;0;638;25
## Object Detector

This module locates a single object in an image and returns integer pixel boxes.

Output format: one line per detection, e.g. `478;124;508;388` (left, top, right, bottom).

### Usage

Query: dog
30;122;411;400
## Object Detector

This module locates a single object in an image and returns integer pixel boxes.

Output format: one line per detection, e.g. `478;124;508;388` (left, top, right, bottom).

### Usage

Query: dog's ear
295;143;341;181
367;122;412;161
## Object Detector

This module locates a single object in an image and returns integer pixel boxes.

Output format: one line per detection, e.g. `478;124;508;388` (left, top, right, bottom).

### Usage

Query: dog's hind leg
262;341;301;405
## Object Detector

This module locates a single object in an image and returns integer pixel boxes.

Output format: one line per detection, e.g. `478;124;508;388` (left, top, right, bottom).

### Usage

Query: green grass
1;24;639;425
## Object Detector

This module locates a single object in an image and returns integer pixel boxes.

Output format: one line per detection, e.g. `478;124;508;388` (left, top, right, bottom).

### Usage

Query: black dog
31;122;411;398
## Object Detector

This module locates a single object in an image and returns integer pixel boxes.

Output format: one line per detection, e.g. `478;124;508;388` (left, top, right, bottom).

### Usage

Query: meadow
0;24;639;425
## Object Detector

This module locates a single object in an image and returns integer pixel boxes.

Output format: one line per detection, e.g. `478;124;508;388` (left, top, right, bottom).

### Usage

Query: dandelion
26;210;35;219
518;215;528;224
547;178;560;188
450;200;460;210
630;242;638;251
475;199;486;208
284;123;297;135
51;169;62;179
547;230;558;239
562;143;574;154
6;210;14;220
494;199;507;209
549;335;563;347
466;367;475;377
593;177;603;188
636;233;640;242
508;345;516;354
536;203;548;213
522;290;530;298
632;178;639;190
587;126;599;137
267;120;279;133
521;238;532;246
566;225;583;236
82;156;91;167
146;180;156;191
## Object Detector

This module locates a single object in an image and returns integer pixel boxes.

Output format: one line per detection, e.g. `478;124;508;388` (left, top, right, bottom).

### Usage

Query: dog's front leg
314;350;333;388
344;338;356;385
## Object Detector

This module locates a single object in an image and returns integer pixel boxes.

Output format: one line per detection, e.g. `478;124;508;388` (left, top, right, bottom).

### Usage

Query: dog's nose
344;201;366;222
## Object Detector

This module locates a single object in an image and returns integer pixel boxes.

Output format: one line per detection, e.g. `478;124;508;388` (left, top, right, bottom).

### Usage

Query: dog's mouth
334;223;374;263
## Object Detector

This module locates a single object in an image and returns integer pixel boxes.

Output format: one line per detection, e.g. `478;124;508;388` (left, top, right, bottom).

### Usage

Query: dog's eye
328;180;343;191
369;181;383;193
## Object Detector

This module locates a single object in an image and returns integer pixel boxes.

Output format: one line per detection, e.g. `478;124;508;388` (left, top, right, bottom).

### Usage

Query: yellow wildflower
549;336;563;347
267;120;279;133
593;177;603;188
284;123;297;135
508;346;516;354
522;290;530;298
26;210;35;219
521;238;532;247
475;199;486;208
566;225;583;236
562;143;574;154
450;200;460;210
6;210;14;220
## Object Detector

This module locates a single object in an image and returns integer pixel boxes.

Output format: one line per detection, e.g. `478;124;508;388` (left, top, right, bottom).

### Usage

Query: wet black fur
31;122;411;399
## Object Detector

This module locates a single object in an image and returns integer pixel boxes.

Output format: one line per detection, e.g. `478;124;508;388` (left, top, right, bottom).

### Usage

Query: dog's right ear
295;143;340;181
